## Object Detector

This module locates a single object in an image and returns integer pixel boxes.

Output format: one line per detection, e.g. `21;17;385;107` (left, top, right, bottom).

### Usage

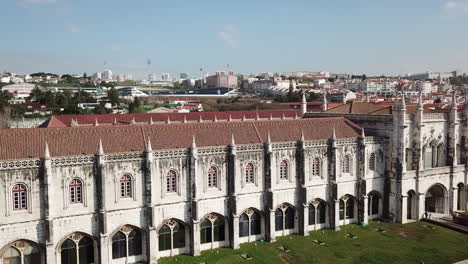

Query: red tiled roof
40;110;302;128
1;118;361;160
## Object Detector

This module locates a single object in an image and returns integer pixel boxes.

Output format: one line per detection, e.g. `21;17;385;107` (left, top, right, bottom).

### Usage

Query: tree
107;88;120;106
83;72;87;78
128;97;142;113
93;104;112;114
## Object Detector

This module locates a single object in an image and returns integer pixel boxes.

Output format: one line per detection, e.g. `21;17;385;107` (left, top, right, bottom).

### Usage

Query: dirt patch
397;231;408;238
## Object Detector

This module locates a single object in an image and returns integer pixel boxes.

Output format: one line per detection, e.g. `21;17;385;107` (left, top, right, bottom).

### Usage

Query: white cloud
445;1;458;8
218;24;237;48
107;44;122;52
65;24;80;33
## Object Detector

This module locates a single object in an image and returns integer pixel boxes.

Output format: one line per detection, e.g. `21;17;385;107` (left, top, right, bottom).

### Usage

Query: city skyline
1;0;468;78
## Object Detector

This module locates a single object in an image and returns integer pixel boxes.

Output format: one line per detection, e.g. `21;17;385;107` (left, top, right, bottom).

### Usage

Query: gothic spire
192;135;197;149
94;118;99;126
214;115;218;122
149;117;154;124
146;137;152;152
361;127;365;138
167;116;171;124
183;115;187;123
231;133;236;146
44;142;50;159
98;139;104;156
300;129;305;142
418;90;424;110
131;117;136;124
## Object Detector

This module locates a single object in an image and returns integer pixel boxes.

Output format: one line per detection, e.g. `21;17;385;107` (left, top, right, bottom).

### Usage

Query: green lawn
158;221;468;264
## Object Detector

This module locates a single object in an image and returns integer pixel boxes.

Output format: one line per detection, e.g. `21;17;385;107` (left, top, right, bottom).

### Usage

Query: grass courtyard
158;221;468;264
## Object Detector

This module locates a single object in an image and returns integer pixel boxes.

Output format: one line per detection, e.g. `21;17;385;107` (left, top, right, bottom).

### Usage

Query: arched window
158;222;186;251
69;179;83;204
346;197;355;219
173;223;185;249
308;204;316;225
245;163;254;184
12;184;27;210
128;230;142;256
112;232;126;259
250;212;261;235
207;167;218;188
279;160;288;180
368;153;376;171
200;215;225;244
285;207;295;229
275;209;283;231
312;158;320;177
213;218;225;242
61;239;77;264
239;214;249;237
317;202;326;224
2;241;40;264
166;170;177;193
112;227;142;259
200;219;212;244
158;225;171;251
342;155;350;173
239;211;262;238
78;236;94;264
120;175;132;198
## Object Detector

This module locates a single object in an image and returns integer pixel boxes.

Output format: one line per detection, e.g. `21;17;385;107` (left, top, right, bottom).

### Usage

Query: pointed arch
200;213;226;244
157;218;187;251
57;232;95;264
110;225;143;259
1;240;42;264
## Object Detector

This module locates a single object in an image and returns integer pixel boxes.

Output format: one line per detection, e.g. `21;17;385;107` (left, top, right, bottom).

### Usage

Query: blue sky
1;0;468;78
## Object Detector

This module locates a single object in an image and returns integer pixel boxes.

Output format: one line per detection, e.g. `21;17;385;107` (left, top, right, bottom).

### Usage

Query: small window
166;170;177;193
12;184;27;210
245;163;254;184
208;167;218;188
69;179;83;204
312;158;320;176
368;153;376;171
342;155;350;173
279;160;288;180
120;175;133;198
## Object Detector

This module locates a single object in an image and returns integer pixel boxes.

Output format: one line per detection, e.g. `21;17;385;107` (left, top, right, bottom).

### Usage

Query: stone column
99;235;109;264
147;228;158;264
267;210;276;242
401;195;408;224
299;204;308;236
418;193;426;220
45;244;55;264
363;195;369;224
190;220;201;256
333;199;340;231
453;187;459;212
231;215;240;249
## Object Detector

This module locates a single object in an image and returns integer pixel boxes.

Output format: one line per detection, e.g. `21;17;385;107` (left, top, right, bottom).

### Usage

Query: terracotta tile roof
1;117;361;160
325;102;391;114
39;110;301;128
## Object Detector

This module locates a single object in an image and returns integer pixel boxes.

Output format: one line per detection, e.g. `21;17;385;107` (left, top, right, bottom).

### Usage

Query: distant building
2;83;36;103
205;71;238;89
119;87;148;98
93;72;102;79
407;71;456;80
180;73;189;79
102;70;113;81
148;73;157;82
161;73;170;81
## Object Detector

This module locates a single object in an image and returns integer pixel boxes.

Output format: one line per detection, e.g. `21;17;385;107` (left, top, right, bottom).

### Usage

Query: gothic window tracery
312;158;320;177
12;184;27;210
245;163;254;184
207;167;218;188
69;179;83;204
342;155;351;174
166;170;177;193
120;174;133;198
111;226;142;259
368;153;376;171
279;160;288;180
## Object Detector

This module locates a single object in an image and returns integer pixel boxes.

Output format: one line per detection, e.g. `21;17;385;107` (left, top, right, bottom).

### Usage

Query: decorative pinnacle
94;118;99;126
214;115;218;122
256;113;260;120
361;127;365;138
146;137;152;152
231;133;236;146
401;93;406;109
149;117;154;124
183;115;187;123
266;130;272;144
242;115;246;121
269;114;273;120
302;92;307;103
199;116;203;122
132;117;136;124
167;116;171;124
114;117;118;124
228;115;232;121
300;129;305;142
44;142;50;159
98;139;104;155
332;127;336;140
192;135;197;148
418;91;424;110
